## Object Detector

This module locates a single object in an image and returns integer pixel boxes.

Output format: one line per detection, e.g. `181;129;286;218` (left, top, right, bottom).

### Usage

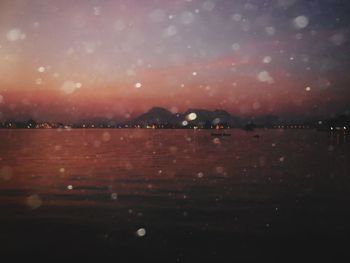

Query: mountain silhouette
128;107;242;128
129;107;179;127
181;108;241;128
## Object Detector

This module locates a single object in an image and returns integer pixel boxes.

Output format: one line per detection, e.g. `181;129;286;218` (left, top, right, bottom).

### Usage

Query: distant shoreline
0;127;336;131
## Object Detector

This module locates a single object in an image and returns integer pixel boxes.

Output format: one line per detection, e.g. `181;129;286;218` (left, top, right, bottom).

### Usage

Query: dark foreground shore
1;190;350;262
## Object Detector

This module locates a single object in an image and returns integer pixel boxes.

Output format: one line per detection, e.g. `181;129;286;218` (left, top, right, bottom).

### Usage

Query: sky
0;0;349;122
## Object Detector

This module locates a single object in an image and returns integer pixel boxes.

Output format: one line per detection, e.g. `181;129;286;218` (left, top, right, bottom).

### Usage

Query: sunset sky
0;0;349;122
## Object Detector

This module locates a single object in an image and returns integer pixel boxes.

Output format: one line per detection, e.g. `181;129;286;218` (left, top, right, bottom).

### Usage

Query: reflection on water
0;129;349;232
329;131;347;145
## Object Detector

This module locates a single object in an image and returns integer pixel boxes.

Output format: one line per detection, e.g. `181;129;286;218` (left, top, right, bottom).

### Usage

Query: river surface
0;129;349;261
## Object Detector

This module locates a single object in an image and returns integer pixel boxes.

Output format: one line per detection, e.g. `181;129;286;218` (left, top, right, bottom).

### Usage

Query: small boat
211;124;231;136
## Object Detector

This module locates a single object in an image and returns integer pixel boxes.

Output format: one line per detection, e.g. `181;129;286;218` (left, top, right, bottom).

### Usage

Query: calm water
0;129;349;260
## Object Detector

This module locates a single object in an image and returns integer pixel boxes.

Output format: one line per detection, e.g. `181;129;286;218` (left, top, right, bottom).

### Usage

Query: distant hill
128;107;179;127
127;107;242;128
181;108;242;128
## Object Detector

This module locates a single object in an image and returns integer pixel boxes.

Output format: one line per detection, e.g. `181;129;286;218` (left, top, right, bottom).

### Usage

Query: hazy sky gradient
0;0;349;122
